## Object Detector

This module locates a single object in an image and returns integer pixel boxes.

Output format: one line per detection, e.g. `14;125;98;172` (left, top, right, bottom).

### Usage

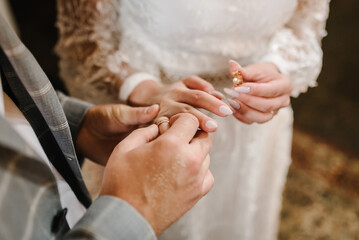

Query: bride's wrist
128;80;164;106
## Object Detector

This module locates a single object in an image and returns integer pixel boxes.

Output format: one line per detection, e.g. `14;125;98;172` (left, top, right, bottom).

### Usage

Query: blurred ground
279;128;359;239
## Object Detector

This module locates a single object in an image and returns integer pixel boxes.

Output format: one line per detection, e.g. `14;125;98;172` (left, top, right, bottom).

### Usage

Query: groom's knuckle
192;178;203;193
132;127;144;135
202;174;214;195
185;113;199;126
187;155;202;175
134;127;150;137
209;173;215;188
178;112;198;125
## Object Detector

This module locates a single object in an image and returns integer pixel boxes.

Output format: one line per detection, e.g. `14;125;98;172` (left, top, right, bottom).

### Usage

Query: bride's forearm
128;80;164;106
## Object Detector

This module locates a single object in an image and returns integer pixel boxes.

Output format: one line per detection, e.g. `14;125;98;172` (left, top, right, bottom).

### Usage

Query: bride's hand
224;60;292;124
129;76;233;133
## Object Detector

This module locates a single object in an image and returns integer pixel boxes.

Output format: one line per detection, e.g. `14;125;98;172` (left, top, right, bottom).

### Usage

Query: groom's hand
76;103;160;165
100;113;214;235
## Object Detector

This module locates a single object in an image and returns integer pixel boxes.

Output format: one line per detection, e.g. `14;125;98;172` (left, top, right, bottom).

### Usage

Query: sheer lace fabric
56;0;126;103
56;0;330;239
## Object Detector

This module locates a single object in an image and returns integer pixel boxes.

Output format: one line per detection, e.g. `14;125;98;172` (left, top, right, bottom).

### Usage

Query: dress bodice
120;0;297;78
122;0;297;44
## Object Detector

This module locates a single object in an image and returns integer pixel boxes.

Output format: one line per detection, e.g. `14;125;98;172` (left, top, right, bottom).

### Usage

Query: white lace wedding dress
56;0;330;239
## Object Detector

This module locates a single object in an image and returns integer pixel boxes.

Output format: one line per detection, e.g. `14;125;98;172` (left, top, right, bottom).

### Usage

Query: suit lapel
0;15;91;207
0;15;76;161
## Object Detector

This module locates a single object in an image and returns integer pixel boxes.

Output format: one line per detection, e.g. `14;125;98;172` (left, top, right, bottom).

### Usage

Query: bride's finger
176;89;232;117
235;77;292;98
232;100;274;124
229;60;250;81
177;104;219;132
183;75;215;92
158;101;219;132
155;116;171;135
158;122;170;134
232;94;290;113
183;76;224;100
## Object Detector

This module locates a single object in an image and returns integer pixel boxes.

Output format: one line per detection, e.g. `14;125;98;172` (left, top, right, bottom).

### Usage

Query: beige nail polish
234;86;251;93
219;105;233;115
224;88;240;98
210;90;225;99
228;99;240;110
205;120;218;130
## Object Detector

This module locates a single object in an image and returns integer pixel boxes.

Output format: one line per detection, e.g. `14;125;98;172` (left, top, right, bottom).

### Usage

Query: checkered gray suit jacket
0;15;156;240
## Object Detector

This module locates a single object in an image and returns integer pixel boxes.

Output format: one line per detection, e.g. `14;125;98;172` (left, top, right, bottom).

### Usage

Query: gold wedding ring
232;71;244;87
155;116;170;127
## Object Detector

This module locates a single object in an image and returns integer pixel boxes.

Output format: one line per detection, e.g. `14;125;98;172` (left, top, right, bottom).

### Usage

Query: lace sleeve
260;0;331;97
55;0;131;103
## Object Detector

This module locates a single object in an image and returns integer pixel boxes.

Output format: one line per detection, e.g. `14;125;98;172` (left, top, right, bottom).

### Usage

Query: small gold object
155;116;170;127
232;71;243;87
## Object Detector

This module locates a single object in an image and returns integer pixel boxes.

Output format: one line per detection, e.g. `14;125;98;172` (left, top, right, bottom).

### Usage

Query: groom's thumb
117;104;160;126
115;124;159;152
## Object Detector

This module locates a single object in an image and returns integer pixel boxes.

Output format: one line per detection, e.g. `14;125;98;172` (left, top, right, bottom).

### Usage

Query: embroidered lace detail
260;0;331;97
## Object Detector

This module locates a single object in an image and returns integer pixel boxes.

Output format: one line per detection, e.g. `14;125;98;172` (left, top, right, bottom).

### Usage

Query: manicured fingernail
205;120;218;130
234;86;250;93
219;105;233;115
210;90;225;99
145;104;159;114
227;99;240;110
223;88;240;98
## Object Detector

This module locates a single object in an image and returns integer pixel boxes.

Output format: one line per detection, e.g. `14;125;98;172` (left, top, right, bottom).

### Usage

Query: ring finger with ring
155;116;170;134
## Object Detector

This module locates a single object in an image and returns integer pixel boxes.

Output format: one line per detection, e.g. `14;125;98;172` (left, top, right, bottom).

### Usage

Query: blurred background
3;0;359;238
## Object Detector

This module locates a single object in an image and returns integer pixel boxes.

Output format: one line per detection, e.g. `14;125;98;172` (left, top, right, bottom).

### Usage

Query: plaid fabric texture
0;15;91;207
